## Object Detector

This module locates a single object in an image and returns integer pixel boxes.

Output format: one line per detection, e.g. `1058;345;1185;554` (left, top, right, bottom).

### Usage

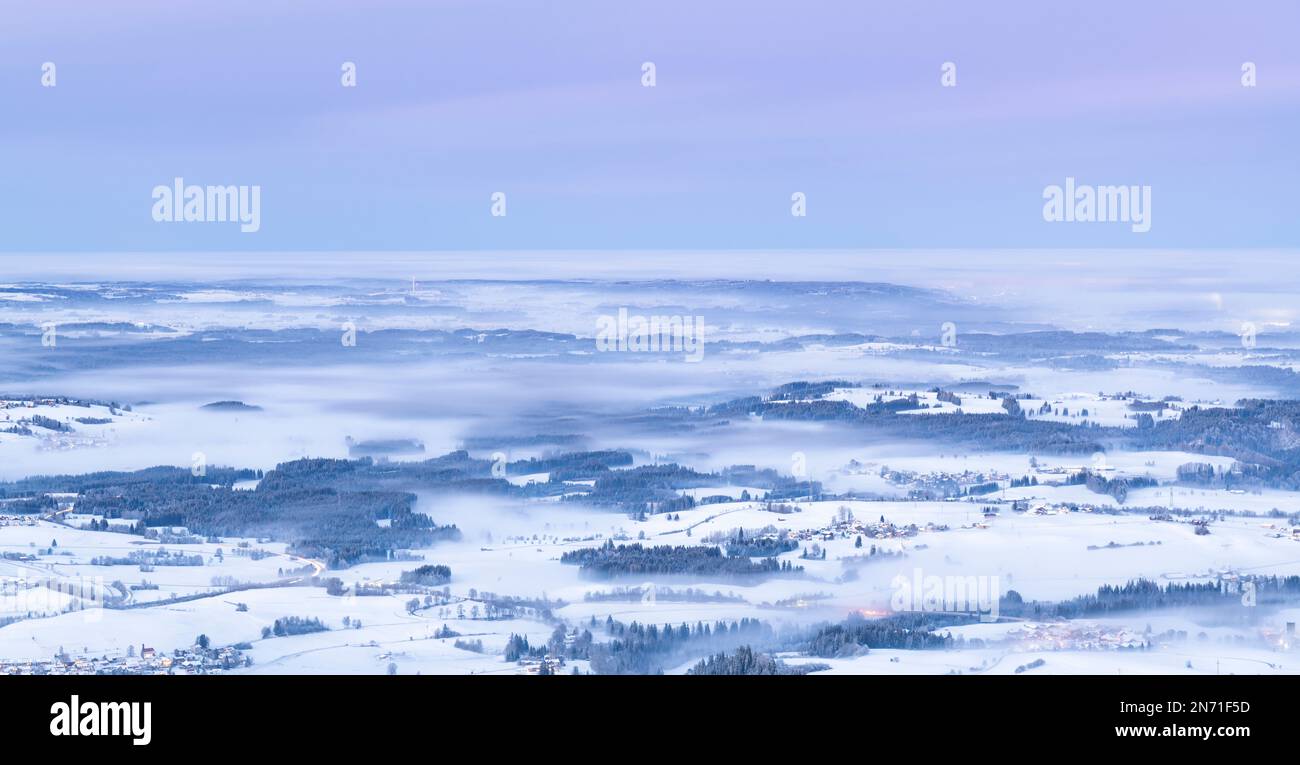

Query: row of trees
561;541;803;579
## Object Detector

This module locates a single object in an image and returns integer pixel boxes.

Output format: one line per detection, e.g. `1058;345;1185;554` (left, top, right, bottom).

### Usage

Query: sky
0;0;1297;253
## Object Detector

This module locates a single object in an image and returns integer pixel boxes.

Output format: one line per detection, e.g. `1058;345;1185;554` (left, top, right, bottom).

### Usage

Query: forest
1001;575;1300;619
586;616;775;674
689;646;827;675
803;612;970;656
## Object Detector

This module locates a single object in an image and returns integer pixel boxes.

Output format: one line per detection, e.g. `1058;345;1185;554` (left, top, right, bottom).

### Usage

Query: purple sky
1;0;1297;251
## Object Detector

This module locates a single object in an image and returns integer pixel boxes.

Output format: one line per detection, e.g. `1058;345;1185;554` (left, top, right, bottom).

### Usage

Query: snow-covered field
4;273;1300;675
6;480;1300;674
825;386;1218;427
3;392;1298;675
781;643;1299;676
0;399;153;470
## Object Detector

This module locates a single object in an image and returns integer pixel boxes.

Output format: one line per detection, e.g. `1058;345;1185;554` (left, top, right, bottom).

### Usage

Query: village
1008;622;1147;652
0;641;249;676
1004;620;1300;664
785;512;944;544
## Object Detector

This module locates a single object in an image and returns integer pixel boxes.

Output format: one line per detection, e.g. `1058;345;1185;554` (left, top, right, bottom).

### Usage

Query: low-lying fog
1;250;1295;478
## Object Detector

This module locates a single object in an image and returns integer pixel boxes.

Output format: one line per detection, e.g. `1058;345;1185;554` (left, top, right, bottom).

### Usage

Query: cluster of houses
516;653;567;675
787;517;946;544
1261;622;1298;652
1009;623;1146;652
0;514;39;527
0;643;249;675
1012;620;1299;657
877;466;1016;496
1010;500;1119;516
1260;522;1300;541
